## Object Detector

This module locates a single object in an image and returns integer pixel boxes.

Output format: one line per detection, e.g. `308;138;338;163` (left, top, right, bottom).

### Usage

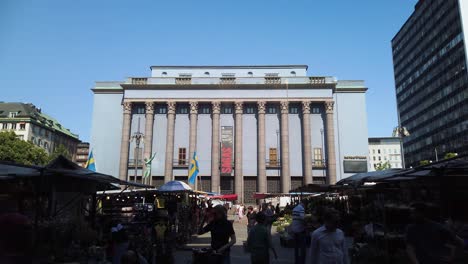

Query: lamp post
132;117;144;183
320;128;325;179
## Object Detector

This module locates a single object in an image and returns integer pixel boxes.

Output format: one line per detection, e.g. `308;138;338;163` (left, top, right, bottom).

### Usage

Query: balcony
175;77;192;85
312;160;326;169
128;159;144;168
132;78;147;85
173;159;189;168
266;159;281;168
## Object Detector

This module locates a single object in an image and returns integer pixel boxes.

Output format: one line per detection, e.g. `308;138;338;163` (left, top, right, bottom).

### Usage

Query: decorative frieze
145;102;154;113
123;102;132;113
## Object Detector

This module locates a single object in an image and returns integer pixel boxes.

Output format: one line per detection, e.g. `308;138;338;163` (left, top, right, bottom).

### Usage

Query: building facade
0;102;80;159
368;137;403;171
91;65;369;202
392;0;468;167
75;142;90;167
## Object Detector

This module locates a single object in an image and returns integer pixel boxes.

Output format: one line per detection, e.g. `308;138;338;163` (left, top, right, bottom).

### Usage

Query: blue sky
0;0;416;142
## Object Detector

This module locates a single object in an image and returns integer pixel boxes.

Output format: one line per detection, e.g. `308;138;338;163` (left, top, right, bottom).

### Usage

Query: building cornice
150;65;309;70
120;83;336;90
123;97;334;103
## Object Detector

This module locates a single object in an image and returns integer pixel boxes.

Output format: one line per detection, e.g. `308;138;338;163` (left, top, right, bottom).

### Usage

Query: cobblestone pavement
174;217;295;264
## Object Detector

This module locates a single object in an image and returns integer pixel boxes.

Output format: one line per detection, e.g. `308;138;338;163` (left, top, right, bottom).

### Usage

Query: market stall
0;155;151;263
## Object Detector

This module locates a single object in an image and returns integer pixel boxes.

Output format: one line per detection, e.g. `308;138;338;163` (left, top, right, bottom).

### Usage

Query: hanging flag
144;152;157;178
85;150;96;172
188;152;199;185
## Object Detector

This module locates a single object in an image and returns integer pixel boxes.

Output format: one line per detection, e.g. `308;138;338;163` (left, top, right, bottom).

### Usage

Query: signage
221;126;233;176
343;160;368;173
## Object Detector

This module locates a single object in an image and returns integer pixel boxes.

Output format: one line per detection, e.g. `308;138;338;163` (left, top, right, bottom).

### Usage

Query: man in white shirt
291;201;306;264
310;209;349;264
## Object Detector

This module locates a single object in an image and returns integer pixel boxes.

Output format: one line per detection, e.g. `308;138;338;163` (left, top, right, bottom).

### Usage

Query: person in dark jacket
247;212;277;264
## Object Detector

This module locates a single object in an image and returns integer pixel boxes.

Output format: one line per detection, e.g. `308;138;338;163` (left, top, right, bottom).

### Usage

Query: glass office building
392;0;468;166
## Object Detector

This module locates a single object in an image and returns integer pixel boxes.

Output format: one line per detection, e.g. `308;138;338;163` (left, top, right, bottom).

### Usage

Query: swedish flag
188;152;199;185
85;150;96;172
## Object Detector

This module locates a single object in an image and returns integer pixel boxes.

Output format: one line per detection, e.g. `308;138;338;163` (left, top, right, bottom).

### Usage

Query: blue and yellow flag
85;150;96;172
188;152;199;185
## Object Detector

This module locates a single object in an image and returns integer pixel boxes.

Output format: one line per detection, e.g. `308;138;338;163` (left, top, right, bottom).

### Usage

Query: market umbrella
158;180;192;192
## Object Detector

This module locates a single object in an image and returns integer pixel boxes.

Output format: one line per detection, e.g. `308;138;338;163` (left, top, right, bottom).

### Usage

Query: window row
1;123;26;130
371;149;399;155
132;105;322;115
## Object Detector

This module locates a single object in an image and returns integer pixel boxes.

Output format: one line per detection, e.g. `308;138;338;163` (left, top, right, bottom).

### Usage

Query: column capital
235;101;243;114
167;101;176;114
257;101;266;114
280;101;289;114
325;101;335;114
189;101;199;114
302;101;311;114
123;101;132;114
212;101;221;114
145;102;155;114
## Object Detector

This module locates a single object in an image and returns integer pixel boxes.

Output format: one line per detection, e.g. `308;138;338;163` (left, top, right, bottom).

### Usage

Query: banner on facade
221;126;233;176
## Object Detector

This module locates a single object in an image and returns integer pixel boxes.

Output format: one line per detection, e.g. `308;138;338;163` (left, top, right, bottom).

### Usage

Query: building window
156;105;167;114
289;105;299;114
222;105;233;114
135;105;145;114
290;71;296;76
247;72;253;76
162;72;167;76
2;123;8;129
19;123;26;130
11;123;16;130
17;135;24;140
9;112;18;118
378;156;381;161
373;156;376;161
204;72;210;76
45;130;49;137
178;148;187;165
269;148;278;165
244;105;255;114
394;149;398;154
200;105;211;114
312;107;320;114
378;149;381;154
31;137;35;143
44;142;49;150
314;148;323;165
383;149;387;154
372;149;375;154
267;105;277;114
38;139;42;147
384;157;387;161
177;105;189;114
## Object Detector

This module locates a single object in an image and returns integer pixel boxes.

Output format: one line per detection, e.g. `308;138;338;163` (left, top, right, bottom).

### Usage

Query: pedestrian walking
199;205;237;264
291;201;306;264
247;212;278;264
309;209;349;264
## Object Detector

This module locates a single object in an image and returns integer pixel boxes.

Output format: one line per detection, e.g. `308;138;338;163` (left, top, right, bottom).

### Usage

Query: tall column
164;101;176;183
280;101;291;193
143;102;155;186
211;101;221;193
257;101;267;194
325;101;337;184
189;101;198;189
302;101;313;185
119;102;132;181
234;101;243;202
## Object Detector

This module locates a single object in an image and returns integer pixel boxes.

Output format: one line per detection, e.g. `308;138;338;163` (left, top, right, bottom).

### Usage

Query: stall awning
208;194;238;201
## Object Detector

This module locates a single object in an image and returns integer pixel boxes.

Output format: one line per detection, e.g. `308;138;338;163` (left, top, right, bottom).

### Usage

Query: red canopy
209;194;238;201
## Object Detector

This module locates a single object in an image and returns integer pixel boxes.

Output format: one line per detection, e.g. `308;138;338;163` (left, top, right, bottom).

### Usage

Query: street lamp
320;128;325;179
131;117;144;183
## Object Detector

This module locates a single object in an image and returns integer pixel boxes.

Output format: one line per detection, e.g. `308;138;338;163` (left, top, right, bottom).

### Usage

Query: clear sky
0;0;416;142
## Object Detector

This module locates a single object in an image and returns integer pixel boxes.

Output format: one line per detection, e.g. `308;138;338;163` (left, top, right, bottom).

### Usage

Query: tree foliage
375;161;392;171
48;144;71;162
0;131;49;165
